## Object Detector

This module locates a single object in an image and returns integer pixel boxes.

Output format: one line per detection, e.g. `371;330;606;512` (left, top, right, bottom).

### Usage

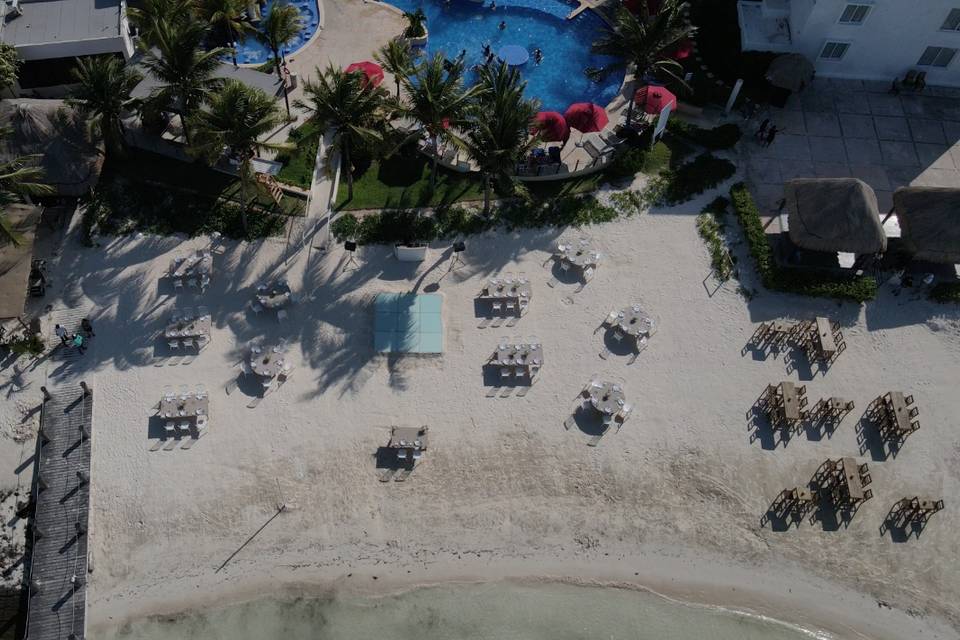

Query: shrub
604;141;673;182
650;153;736;205
729;183;877;302
930;282;960;303
667;120;742;150
9;334;44;357
696;196;735;281
330;213;359;241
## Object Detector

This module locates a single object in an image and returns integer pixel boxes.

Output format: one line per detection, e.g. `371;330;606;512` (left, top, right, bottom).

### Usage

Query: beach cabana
892;187;960;264
766;53;815;93
783;179;886;264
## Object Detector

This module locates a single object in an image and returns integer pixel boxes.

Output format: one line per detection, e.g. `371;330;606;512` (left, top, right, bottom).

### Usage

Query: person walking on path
72;333;86;354
55;324;68;345
81;318;95;338
755;118;770;141
763;125;779;147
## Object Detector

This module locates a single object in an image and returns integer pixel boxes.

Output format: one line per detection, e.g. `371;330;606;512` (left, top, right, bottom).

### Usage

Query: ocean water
98;582;832;640
380;0;622;112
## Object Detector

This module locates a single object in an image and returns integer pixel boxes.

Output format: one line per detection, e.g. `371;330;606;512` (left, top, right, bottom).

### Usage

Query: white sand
1;178;958;639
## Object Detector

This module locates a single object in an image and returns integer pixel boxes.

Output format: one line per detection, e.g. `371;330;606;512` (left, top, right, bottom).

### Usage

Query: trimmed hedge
729;183;877;303
651;153;737;205
930;282;960;303
667;120;743;150
696;196;735;281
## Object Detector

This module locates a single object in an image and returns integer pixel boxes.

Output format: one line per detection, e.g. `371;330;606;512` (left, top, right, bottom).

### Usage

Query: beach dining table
589;381;625;415
159;392;209;422
838;457;865;501
257;281;292;310
249;348;286;378
557;241;600;271
616;305;654;338
813;317;837;356
780;382;800;421
164;314;211;339
388;426;429;452
480;277;532;302
881;391;914;434
170;252;213;280
494;339;543;372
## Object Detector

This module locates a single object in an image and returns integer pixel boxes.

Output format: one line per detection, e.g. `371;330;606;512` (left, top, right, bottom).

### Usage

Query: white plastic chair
583;267;595;282
181;307;193;320
164;422;177;439
505;301;516;313
492;302;502;313
250;301;263;314
197;305;209;317
397;449;408;460
412;450;422;460
195;384;207;398
173;279;184;290
560;262;570;272
613;331;624;343
500;368;512;378
251;345;262;355
168;339;179;349
257;284;267;293
277;309;288;322
177;422;191;435
262;378;273;389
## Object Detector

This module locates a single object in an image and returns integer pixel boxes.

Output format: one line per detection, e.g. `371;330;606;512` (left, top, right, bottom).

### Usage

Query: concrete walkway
740;78;960;220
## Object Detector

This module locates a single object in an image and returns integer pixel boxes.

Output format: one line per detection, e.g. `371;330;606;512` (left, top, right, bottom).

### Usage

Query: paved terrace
741;78;960;222
25;386;93;640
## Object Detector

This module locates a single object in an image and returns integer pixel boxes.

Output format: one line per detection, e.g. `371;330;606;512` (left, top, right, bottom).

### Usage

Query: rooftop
0;0;123;47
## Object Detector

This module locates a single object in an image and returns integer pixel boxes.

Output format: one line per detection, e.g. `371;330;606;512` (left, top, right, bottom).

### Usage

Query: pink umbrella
564;103;608;133
530;111;569;142
634;85;677;114
669;39;693;61
345;61;385;88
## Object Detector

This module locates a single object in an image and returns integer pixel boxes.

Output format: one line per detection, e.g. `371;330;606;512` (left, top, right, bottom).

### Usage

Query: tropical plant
194;0;254;50
402;8;427;39
463;62;538;215
295;65;391;201
0;127;53;244
140;20;228;144
0;43;20;98
375;38;415;99
400;53;485;189
190;80;290;232
128;0;196;47
68;55;143;156
257;2;302;82
588;1;694;123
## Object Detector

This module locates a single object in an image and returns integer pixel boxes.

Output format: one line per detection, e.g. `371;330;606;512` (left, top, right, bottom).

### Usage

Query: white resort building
738;0;960;86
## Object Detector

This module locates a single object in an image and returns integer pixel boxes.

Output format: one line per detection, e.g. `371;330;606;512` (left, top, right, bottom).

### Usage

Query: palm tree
402;8;427;39
257;2;302;82
128;0;195;47
68;55;143;156
190;80;290;232
375;38;414;99
400;53;485;189
295;65;390;201
588;0;694;123
141;20;228;144
0;43;20;98
194;0;253;61
0;127;53;244
463;62;538;215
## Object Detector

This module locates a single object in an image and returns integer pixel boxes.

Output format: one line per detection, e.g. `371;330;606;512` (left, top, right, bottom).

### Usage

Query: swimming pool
384;0;622;112
234;0;321;65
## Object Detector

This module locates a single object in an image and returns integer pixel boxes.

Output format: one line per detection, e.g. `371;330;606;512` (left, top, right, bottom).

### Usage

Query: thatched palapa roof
0;99;104;197
0;204;42;320
766;54;815;93
785;178;887;254
893;187;960;264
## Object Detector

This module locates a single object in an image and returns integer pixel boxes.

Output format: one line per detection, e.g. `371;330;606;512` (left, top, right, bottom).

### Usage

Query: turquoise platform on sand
374;293;443;354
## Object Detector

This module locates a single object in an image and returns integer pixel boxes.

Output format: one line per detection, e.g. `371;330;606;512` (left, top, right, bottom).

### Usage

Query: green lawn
275;118;322;189
86;148;305;240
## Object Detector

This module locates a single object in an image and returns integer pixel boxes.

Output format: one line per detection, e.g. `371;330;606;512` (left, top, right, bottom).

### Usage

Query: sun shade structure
345;61;385;88
564;102;608;133
374;293;443;354
766;53;816;92
784;178;887;254
893;187;960;264
498;45;530;66
531;111;569;142
634;85;677;114
0;99;103;197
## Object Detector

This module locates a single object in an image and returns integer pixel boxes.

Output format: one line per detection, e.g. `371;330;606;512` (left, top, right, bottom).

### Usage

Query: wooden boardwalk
25;386;92;640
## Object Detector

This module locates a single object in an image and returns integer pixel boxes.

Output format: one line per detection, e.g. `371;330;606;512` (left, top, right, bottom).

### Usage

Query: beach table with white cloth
557;241;600;271
479;277;532;303
617;305;654;338
170;252;213;279
159;392;209;422
257;281;292;310
589;381;625;415
493;338;543;374
164;315;211;340
249;347;286;378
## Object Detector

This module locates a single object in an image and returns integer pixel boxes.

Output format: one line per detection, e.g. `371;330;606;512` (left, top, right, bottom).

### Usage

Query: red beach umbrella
669;38;693;61
531;111;569;142
564;102;608;134
345;61;385;88
634;85;677;114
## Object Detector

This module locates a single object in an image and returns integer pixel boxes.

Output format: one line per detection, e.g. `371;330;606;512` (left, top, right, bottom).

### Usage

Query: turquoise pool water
235;0;320;65
97;582;833;640
383;0;622;112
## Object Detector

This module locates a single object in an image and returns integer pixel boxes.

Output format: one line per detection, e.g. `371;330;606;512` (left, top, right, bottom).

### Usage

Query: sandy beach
1;171;957;639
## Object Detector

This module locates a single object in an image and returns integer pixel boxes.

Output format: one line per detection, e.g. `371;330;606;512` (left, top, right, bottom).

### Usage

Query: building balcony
738;0;794;52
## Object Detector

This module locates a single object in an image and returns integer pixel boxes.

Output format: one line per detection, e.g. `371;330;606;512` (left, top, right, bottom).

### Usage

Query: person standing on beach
81;318;95;338
764;125;779;147
55;324;68;345
755;118;770;141
72;333;86;355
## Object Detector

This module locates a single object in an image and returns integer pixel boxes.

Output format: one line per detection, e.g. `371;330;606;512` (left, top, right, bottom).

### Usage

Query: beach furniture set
749;316;846;367
163;307;211;351
476;274;531;327
245;343;293;390
565;379;633;446
251;279;296;321
597;304;655;361
867;391;920;441
154;384;209;449
490;336;543;380
883;497;945;538
169;250;213;293
546;238;601;288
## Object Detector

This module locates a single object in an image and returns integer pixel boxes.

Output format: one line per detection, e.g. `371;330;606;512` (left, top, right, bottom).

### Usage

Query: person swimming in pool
498;20;506;30
490;0;496;8
533;48;543;64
